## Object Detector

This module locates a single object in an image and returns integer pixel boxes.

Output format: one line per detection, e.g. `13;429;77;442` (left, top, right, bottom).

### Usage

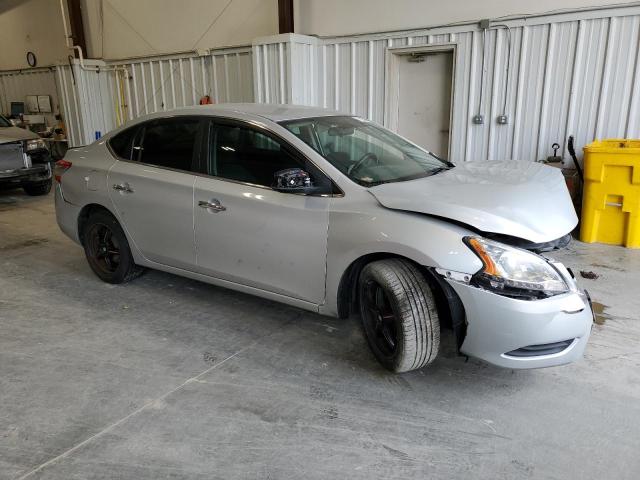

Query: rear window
138;118;200;171
109;126;139;160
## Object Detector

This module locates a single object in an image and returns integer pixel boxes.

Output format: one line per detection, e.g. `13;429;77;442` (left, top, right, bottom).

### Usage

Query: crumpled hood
368;160;578;243
0;126;39;144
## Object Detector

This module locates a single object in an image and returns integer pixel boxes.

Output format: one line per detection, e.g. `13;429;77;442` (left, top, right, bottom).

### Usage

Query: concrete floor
1;189;639;480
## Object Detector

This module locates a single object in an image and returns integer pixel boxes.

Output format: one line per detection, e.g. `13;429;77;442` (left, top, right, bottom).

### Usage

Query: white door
396;52;453;158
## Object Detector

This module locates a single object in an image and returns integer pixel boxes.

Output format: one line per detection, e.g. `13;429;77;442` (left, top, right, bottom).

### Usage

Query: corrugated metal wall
4;5;639;157
55;62;118;147
253;35;318;105
50;47;254;146
254;5;640;162
0;68;60;124
254;41;289;103
111;47;254;121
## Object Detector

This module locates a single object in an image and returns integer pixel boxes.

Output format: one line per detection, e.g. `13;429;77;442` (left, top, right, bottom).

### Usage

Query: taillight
54;159;72;183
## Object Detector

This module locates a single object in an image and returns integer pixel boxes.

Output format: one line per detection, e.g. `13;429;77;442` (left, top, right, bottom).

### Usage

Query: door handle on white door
198;199;226;212
112;183;134;193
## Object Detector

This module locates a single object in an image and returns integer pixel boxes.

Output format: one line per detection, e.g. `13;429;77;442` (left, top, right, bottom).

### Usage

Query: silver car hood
368;160;578;243
0;126;38;144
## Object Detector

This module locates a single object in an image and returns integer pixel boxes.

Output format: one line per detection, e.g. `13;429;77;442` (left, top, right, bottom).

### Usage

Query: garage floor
1;190;640;480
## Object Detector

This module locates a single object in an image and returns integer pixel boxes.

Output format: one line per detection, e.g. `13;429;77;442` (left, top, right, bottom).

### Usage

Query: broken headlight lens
25;139;47;151
464;236;569;299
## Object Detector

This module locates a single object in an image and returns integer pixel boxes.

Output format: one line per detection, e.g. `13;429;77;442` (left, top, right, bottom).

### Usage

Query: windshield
280;116;452;186
0;115;11;128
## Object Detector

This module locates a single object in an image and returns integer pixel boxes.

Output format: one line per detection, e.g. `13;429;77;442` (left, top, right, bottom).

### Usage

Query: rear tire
359;259;440;373
23;178;52;196
82;210;145;284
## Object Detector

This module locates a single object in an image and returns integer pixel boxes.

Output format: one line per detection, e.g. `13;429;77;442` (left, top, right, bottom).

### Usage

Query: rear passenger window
109;126;139;160
138;118;200;171
210;124;307;187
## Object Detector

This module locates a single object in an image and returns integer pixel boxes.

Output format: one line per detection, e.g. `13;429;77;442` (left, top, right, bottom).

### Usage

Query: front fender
321;201;482;317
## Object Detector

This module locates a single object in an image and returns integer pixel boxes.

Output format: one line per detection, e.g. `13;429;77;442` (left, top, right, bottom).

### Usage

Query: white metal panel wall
55;65;83;147
0;68;60;124
15;5;640;160
56;62;117;147
253;41;289;103
53;48;254;146
112;47;254;121
252;34;319;104
290;40;318;105
212;49;254;104
256;5;640;162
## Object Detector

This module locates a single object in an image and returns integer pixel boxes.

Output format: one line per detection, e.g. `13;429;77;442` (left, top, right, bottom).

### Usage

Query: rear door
108;117;204;269
193;119;332;304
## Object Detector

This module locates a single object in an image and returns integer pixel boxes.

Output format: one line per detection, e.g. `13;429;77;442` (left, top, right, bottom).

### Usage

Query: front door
108;116;203;269
193;120;331;304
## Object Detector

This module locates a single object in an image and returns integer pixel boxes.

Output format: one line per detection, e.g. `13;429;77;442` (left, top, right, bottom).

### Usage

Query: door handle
112;183;134;193
198;199;226;212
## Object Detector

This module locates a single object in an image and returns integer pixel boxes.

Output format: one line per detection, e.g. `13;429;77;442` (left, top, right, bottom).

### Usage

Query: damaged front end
482;232;572;253
432;232;592;368
0;140;52;184
430;231;576;354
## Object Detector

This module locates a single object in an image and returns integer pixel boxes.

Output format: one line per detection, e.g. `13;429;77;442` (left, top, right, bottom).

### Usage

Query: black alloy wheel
358;259;440;373
361;279;399;357
82;210;144;284
86;223;121;275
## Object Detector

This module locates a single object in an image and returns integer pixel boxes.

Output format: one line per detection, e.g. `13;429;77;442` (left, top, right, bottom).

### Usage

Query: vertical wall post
278;0;294;34
66;0;88;58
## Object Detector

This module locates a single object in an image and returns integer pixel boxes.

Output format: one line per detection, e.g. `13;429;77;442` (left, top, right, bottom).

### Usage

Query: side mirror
272;168;332;195
273;168;327;194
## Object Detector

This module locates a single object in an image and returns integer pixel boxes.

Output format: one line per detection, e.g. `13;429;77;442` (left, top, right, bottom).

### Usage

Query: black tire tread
360;258;440;373
123;263;145;283
23;179;52;196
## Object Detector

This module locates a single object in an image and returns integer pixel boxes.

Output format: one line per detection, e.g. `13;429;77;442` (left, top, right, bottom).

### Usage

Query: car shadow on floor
56;253;535;391
0;185;52;214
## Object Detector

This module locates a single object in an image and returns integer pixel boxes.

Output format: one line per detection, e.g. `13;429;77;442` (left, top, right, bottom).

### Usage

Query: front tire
359;259;440;373
82;211;144;284
23;178;52;196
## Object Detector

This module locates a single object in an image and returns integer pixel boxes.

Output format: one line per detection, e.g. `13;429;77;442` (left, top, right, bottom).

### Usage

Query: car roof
135;103;348;123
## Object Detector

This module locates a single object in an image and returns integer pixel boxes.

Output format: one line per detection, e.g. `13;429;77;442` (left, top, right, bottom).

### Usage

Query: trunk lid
368;160;578;243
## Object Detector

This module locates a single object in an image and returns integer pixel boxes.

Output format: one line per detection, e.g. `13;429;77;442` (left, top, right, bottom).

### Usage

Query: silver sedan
54;104;593;373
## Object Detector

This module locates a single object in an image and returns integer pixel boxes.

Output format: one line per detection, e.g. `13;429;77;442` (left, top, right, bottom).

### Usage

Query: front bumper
445;267;593;369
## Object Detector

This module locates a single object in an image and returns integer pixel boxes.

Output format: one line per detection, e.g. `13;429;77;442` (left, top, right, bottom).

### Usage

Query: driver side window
208;122;332;192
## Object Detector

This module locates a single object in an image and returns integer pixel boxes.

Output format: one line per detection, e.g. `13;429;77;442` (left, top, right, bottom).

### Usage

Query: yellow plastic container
580;139;640;248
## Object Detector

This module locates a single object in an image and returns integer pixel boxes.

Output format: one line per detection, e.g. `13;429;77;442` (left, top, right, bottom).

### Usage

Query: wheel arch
336;252;467;350
77;203;118;245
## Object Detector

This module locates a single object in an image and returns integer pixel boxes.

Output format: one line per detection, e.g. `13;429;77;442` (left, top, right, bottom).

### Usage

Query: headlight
25;139;47;151
464;236;569;299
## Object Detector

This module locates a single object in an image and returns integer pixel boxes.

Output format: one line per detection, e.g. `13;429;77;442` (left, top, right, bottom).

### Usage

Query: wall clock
26;51;37;67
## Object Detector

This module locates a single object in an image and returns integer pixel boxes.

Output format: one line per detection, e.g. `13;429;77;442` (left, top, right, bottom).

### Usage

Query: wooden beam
67;0;87;58
278;0;294;34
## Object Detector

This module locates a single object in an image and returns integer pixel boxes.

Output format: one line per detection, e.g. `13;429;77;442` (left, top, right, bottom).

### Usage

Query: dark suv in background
0;114;52;196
